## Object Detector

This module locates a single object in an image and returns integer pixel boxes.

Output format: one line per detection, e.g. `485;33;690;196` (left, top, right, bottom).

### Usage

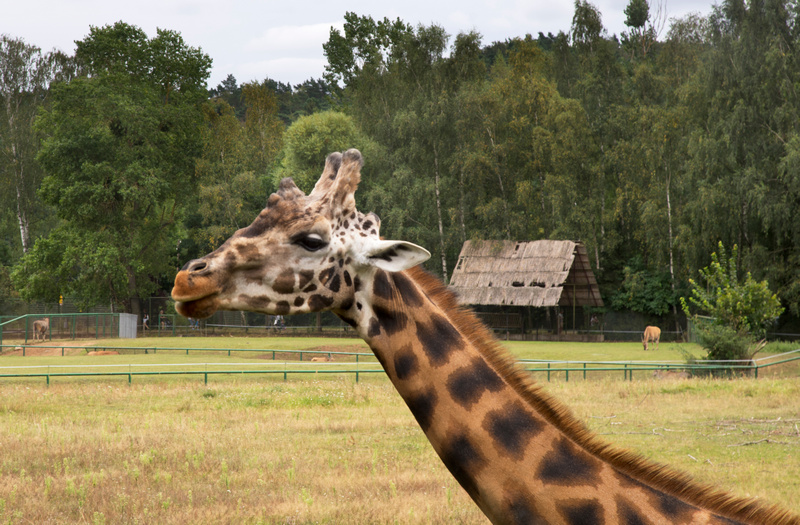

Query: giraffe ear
364;239;431;272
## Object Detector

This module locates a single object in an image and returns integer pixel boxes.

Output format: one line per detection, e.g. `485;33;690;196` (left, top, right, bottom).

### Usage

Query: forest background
2;0;800;331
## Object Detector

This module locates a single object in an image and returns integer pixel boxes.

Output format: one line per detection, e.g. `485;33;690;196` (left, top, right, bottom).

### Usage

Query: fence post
547;362;551;382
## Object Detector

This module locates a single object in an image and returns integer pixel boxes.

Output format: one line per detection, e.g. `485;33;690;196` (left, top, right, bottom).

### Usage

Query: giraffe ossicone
173;149;798;525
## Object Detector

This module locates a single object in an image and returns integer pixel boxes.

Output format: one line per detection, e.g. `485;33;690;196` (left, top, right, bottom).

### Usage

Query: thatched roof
448;240;603;307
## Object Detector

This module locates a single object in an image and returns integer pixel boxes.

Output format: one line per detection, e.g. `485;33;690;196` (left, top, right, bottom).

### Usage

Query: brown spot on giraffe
172;149;799;525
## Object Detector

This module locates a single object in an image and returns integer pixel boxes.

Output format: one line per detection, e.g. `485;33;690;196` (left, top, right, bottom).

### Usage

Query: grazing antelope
642;325;661;351
32;317;50;342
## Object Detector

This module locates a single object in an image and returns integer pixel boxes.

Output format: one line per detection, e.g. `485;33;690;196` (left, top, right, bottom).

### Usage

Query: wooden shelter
448;240;603;339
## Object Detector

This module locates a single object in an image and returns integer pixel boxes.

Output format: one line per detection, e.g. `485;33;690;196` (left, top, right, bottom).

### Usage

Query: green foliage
681;242;783;361
209;74;333;124
624;0;649;29
323;12;413;90
274;111;377;193
682;242;783;338
610;257;675;315
12;23;210;312
0;35;67;257
189;81;284;254
693;322;757;361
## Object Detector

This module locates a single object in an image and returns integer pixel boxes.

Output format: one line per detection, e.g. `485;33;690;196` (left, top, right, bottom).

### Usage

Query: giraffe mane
403;265;800;525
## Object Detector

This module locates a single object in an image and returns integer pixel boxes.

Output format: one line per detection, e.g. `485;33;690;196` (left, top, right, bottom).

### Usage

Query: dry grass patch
0;378;484;524
0;375;797;523
542;377;800;509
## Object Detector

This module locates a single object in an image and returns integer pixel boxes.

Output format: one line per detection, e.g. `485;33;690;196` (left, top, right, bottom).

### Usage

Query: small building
448;240;603;340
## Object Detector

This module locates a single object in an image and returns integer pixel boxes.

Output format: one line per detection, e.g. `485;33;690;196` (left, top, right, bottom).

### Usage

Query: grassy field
0;337;798;524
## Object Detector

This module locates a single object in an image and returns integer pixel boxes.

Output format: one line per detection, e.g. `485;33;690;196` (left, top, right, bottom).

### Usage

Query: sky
6;0;718;89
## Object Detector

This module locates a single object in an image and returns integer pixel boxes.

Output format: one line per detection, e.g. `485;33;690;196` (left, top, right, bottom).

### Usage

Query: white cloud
246;22;344;55
238;57;330;85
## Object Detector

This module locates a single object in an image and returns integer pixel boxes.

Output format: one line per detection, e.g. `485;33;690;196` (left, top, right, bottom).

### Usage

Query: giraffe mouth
173;294;219;319
171;267;221;319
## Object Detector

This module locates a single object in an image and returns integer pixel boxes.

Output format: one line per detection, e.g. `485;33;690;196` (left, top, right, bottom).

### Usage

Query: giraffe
172;149;798;525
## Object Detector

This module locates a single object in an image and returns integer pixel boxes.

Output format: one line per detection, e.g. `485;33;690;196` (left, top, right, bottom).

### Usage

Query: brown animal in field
310;355;333;362
33;317;50;342
642;325;660;351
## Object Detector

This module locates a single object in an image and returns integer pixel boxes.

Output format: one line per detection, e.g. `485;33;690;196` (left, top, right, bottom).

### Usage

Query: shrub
696;323;754;361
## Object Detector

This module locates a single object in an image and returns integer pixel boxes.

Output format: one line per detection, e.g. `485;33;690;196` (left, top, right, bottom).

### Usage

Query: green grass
506;340;708;361
4;337;798;386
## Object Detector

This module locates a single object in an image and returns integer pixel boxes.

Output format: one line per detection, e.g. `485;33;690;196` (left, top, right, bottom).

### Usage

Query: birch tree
0;36;67;254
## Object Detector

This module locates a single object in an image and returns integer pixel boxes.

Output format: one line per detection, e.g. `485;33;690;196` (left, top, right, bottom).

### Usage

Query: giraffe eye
293;233;328;252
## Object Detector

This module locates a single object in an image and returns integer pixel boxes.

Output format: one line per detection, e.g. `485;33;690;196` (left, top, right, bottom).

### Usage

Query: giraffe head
171;149;430;320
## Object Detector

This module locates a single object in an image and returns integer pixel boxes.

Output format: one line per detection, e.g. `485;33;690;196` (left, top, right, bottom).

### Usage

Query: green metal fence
518;350;800;381
0;313;122;346
0;347;797;386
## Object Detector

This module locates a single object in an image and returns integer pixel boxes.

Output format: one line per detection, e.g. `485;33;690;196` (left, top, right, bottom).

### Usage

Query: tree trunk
458;164;466;244
433;144;448;282
486;129;511;239
15;172;31;253
665;167;681;338
127;269;141;317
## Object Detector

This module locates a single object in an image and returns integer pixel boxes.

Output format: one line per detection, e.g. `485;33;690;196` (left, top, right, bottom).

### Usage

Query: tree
0;36;68;255
274;111;378;193
609;256;675;315
682;0;800;315
323;12;413;91
189;81;284;254
621;0;666;59
681;242;783;360
12;23;211;314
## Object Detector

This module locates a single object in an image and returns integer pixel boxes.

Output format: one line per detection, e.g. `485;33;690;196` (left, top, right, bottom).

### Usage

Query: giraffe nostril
182;259;208;273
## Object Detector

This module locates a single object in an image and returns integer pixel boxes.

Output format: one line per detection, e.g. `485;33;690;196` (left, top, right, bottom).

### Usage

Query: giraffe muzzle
171;262;221;319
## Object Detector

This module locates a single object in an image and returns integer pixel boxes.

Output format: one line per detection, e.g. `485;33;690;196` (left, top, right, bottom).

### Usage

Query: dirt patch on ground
2;340;100;357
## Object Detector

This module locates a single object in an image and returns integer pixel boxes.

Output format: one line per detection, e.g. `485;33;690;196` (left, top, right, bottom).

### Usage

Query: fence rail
0;347;797;385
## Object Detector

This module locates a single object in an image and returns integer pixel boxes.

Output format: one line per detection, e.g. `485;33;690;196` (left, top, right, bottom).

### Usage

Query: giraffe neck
345;266;795;525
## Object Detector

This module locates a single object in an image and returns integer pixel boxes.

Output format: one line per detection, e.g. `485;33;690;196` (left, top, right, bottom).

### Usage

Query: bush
695;323;754;361
681;242;782;363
